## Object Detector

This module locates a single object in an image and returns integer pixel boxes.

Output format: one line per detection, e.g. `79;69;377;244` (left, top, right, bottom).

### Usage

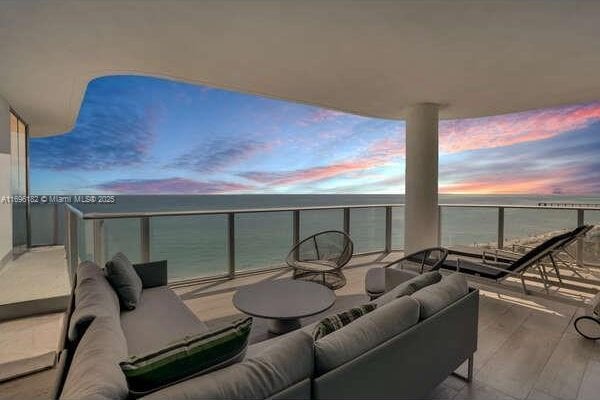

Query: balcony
53;202;598;302
1;242;598;399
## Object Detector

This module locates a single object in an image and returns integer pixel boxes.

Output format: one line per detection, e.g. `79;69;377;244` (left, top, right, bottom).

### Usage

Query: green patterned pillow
120;317;252;394
313;304;377;340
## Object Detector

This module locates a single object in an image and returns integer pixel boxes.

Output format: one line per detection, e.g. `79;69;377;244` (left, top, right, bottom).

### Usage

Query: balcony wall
0;96;12;264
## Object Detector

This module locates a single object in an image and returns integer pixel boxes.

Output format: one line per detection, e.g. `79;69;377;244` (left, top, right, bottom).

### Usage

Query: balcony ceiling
1;1;600;137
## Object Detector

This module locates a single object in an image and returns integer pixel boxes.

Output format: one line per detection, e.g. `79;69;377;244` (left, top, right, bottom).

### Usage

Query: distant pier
538;202;600;208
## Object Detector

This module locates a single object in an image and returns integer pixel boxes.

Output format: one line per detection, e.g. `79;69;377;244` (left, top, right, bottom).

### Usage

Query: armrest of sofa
133;260;168;288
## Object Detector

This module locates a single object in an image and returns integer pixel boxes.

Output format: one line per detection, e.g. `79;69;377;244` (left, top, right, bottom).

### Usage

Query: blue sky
29;75;600;195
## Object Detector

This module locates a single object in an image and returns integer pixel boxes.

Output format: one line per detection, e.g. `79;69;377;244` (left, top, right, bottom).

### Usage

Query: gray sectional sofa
54;260;478;400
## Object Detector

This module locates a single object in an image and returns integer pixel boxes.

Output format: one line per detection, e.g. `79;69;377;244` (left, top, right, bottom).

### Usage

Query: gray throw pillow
374;270;442;307
105;252;143;310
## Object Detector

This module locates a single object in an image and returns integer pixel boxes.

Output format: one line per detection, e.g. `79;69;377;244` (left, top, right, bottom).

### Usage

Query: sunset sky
29;76;600;195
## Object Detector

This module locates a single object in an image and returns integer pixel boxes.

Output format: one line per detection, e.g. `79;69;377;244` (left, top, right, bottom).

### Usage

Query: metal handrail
67;202;600;220
62;201;598;284
73;203;405;220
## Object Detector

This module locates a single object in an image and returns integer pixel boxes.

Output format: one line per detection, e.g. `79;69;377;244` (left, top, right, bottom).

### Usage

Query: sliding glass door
10;111;28;254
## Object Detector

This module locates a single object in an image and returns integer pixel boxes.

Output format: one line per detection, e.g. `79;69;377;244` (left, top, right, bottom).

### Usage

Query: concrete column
404;103;440;253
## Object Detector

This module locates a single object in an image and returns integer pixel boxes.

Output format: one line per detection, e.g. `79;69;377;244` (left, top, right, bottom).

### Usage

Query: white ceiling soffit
1;1;600;137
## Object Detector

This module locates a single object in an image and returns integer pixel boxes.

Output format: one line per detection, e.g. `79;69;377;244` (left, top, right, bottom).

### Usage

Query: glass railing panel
29;203;57;246
77;218;94;262
583;210;600;264
504;208;576;251
235;212;293;271
103;218;141;264
350;207;385;253
299;209;344;240
392;206;404;250
150;215;228;280
441;206;497;248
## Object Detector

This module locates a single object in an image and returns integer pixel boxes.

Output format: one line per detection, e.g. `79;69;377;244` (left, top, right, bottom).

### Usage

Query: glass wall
300;209;343;240
441;206;497;247
504;208;575;250
391;206;404;250
584;210;600;265
9;111;28;253
150;215;228;280
235;212;292;272
350;207;385;253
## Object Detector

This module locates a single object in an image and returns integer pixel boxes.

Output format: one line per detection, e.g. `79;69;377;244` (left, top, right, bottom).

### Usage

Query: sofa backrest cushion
120;317;252;395
68;261;120;342
411;273;468;319
105;252;143;310
144;329;314;399
60;316;129;400
374;270;442;307
314;296;420;375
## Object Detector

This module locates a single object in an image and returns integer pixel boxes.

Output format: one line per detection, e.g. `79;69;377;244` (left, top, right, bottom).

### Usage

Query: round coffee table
233;279;336;334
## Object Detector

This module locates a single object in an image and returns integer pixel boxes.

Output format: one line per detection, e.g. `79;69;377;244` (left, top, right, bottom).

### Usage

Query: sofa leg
452;355;474;383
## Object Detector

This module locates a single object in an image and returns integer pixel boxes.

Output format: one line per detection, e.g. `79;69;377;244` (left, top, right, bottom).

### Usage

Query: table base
268;318;301;335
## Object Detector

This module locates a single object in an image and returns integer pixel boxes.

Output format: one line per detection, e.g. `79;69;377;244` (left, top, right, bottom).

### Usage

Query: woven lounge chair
286;230;353;290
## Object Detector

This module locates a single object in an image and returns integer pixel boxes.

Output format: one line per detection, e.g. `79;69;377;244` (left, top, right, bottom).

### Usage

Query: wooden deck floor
1;251;598;400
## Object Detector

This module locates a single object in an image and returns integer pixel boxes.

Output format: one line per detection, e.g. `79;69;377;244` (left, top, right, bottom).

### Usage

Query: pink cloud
439;102;600;153
438;165;590;195
245;102;600;190
241;136;404;186
299;109;346;126
97;178;254;194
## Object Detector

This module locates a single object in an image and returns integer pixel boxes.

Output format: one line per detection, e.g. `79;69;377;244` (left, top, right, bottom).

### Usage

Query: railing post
93;219;105;266
577;209;584;267
292;210;300;246
437;206;442;246
385;206;392;253
53;203;59;245
228;213;235;278
140;217;150;264
67;210;79;284
343;208;350;234
497;207;505;249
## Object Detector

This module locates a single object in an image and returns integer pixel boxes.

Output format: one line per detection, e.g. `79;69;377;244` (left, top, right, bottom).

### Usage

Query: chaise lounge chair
442;229;578;294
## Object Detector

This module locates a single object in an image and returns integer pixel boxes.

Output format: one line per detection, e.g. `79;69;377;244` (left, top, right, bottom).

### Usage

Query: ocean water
30;194;600;280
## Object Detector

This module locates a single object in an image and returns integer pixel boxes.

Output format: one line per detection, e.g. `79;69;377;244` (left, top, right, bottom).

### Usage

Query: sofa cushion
144;330;314;400
315;296;420;375
60;317;128;400
120;317;252;395
68;261;120;342
120;286;209;356
411;273;468;319
105;252;142;310
312;304;377;340
373;270;442;307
